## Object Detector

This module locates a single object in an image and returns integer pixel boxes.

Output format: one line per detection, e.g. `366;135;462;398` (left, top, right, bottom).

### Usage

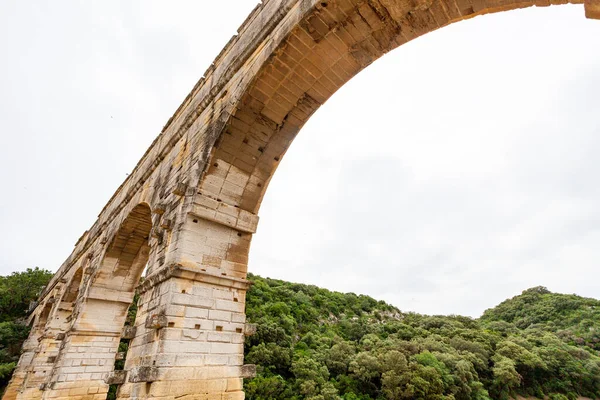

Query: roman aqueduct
3;0;598;399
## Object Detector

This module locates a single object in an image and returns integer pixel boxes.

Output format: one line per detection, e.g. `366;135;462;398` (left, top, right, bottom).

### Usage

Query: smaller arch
46;265;85;334
36;301;53;331
92;203;153;293
62;267;83;303
13;301;57;393
40;266;87;390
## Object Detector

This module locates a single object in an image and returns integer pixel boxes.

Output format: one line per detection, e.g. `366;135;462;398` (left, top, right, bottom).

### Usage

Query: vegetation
243;275;600;400
1;268;599;400
0;268;53;393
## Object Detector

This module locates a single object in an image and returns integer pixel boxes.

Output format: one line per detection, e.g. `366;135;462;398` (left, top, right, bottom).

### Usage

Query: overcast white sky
1;1;599;317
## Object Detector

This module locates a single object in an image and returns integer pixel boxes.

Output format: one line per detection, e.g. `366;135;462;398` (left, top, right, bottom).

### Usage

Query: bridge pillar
113;212;254;400
2;330;44;400
3;298;63;400
39;330;122;400
37;288;139;400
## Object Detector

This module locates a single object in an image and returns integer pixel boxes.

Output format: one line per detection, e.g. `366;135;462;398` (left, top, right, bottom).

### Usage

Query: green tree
0;267;53;322
0;268;53;394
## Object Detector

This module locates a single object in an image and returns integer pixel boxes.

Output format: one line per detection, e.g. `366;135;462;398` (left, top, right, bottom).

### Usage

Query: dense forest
0;268;54;391
0;268;598;400
243;275;600;400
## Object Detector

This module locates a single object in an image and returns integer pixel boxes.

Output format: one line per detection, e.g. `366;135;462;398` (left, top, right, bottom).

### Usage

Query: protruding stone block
244;323;257;336
105;370;127;385
121;325;137;339
153;202;167;214
160;218;173;230
172;182;188;196
128;366;160;383
240;364;256;379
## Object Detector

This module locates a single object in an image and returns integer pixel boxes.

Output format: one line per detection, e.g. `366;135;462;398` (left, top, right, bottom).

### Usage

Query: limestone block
244;323;257;336
145;314;168;330
240;364;256;379
105;370;127;385
128;366;160;383
121;326;137;339
172;182;188;196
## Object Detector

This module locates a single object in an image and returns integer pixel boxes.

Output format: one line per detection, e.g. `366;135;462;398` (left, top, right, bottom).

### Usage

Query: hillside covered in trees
0;268;598;400
0;268;54;391
243;275;600;400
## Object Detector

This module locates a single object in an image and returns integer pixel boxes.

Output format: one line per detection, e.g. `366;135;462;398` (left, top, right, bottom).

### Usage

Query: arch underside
199;0;583;218
93;203;152;293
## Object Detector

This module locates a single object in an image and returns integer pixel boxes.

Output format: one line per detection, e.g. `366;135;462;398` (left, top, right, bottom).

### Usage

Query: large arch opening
193;0;598;319
247;5;600;317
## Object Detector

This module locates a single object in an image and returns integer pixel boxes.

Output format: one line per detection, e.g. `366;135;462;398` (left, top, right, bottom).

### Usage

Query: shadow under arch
45;266;85;335
11;301;55;397
34;266;87;390
96;202;153;288
36;302;53;333
62;267;84;304
79;203;153;333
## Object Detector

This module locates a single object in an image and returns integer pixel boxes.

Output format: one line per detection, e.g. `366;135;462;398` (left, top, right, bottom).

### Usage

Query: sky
1;1;599;318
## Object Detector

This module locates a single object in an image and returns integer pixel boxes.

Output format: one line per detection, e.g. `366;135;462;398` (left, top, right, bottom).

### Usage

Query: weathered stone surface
243;323;257;337
240;365;257;379
3;0;592;399
105;371;127;385
121;326;136;340
127;367;159;383
144;314;168;330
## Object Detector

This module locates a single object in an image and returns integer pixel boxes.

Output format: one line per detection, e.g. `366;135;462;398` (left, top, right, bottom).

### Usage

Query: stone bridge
3;0;597;399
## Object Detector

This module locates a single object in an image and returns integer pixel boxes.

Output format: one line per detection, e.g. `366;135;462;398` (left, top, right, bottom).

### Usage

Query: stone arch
35;302;53;332
13;266;89;398
61;267;83;304
197;0;585;218
11;301;56;399
36;266;87;391
77;202;153;334
42;266;85;335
